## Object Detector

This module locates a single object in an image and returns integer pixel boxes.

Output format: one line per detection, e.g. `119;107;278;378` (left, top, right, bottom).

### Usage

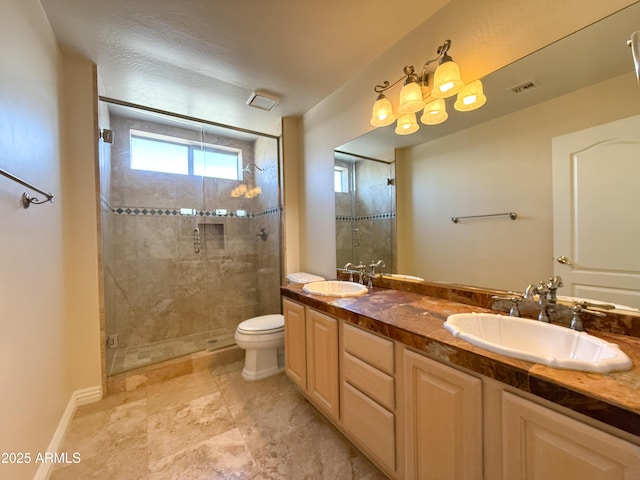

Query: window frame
334;165;350;193
129;129;243;180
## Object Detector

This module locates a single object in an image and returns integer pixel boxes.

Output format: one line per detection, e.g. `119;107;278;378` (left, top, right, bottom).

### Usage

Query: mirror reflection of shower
334;150;396;272
243;162;264;174
97;99;282;376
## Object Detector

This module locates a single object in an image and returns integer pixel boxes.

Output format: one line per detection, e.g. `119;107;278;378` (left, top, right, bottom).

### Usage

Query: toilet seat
237;314;284;335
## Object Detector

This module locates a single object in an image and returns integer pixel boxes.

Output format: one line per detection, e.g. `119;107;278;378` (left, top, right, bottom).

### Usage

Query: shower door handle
194;227;201;253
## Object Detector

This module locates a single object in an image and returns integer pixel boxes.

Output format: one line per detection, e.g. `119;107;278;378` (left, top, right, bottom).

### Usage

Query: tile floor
50;359;388;479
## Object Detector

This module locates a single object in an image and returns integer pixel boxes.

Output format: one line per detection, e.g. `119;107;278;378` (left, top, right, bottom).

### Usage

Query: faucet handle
570;304;586;331
509;296;522;317
547;275;563;288
491;293;523;316
546;276;563;302
537;280;549;295
570;302;608;332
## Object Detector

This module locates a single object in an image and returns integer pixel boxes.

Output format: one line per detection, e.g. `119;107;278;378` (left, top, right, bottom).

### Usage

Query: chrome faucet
546;276;563;303
343;262;366;284
343;262;356;282
523;281;551;323
369;260;385;276
523;283;539;300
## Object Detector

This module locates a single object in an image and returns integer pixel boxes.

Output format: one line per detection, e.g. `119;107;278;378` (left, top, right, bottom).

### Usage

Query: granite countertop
281;284;640;438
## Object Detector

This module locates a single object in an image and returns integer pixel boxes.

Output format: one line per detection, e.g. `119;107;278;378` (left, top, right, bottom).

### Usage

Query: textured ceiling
41;0;449;133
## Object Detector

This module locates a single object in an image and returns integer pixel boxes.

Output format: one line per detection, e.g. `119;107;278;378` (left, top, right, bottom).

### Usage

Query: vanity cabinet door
502;391;640;480
283;298;307;390
402;348;483;480
306;308;340;420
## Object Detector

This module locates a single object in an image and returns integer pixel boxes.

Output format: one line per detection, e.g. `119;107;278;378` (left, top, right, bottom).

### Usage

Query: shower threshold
107;332;236;376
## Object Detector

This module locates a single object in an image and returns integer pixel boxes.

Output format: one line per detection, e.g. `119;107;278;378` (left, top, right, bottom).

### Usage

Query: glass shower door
101;102;209;375
199;127;281;349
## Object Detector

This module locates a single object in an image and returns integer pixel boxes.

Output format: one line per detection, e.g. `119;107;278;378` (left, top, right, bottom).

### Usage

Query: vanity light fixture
370;40;486;135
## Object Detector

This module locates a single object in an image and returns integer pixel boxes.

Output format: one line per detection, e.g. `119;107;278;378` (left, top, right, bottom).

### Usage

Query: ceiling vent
510;81;538;94
246;90;279;111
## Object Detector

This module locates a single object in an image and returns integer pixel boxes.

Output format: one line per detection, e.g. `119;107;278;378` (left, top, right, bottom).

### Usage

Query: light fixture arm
374;76;405;94
374;40;455;94
419;39;453;79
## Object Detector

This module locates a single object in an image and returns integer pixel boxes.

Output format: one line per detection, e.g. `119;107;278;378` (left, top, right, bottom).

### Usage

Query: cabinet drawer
343;352;395;410
343;323;394;375
342;382;395;471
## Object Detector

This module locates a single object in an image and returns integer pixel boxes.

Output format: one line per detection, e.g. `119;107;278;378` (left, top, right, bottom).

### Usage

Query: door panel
552;114;640;308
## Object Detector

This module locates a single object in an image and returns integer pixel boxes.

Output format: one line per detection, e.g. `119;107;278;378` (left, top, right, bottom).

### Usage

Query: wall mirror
335;1;640;312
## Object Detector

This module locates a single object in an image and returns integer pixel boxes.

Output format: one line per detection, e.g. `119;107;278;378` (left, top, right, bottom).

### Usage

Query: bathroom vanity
281;279;640;480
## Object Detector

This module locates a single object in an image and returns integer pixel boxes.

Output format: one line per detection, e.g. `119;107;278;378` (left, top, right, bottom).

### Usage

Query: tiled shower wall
336;158;396;272
101;111;281;370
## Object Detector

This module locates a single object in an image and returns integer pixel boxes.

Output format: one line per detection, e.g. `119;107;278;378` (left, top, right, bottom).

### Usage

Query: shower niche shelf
201;223;225;249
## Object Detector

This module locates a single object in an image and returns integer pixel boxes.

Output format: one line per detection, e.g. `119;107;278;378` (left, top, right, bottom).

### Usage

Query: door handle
556;255;576;267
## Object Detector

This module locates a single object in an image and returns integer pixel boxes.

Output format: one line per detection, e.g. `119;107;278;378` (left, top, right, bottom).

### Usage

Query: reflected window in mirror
334;165;349;193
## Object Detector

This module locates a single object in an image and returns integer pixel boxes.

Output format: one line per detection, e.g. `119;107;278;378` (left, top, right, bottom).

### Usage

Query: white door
552;114;640;309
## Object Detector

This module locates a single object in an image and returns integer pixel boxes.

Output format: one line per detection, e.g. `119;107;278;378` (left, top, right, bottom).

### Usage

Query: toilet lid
237;314;284;334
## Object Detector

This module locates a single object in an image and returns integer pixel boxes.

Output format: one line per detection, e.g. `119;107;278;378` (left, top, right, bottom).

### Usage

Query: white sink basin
302;280;368;297
385;273;425;282
444;313;632;373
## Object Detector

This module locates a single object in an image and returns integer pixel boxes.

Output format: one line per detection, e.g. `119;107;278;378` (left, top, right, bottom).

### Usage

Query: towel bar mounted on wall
451;212;517;223
0;168;55;208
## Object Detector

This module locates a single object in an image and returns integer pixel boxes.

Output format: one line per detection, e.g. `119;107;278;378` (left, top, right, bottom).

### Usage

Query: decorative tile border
109;205;282;218
336;212;396;221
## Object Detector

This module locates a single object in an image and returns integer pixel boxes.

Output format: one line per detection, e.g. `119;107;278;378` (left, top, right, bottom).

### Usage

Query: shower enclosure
334;151;396;272
98;100;281;375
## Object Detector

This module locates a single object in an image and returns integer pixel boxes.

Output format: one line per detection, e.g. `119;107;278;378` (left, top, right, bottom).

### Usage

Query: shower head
243;163;264;174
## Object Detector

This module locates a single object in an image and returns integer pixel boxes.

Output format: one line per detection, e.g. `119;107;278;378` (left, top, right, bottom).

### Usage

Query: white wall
299;0;636;280
0;2;101;479
0;1;67;479
396;72;640;291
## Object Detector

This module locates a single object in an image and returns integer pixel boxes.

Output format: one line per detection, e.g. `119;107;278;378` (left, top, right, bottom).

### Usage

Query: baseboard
74;385;103;406
33;385;102;480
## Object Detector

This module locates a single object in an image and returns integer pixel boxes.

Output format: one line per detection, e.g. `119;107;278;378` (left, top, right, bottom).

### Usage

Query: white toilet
235;314;286;381
235;272;325;381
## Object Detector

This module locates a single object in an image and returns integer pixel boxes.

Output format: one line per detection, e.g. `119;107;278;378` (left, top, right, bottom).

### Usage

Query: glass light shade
431;61;464;98
397;81;425;114
245;186;262;198
420;98;448;125
369;94;396;127
454;80;487;112
395;112;419;135
231;183;248;197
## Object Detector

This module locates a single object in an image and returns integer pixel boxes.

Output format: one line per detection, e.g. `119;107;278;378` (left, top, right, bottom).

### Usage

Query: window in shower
334;165;349;193
130;129;243;180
